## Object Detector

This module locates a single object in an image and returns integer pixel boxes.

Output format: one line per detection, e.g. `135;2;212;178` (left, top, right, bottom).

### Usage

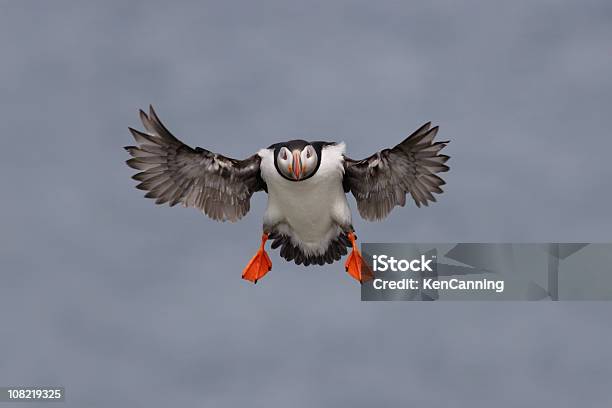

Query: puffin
125;106;450;283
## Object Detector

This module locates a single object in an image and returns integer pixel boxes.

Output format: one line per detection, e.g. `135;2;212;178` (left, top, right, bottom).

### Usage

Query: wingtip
138;110;149;125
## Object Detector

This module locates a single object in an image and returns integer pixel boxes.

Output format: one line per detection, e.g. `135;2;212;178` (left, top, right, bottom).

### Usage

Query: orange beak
291;151;301;180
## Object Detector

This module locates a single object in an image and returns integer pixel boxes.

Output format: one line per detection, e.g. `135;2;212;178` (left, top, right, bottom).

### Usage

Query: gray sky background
1;1;611;406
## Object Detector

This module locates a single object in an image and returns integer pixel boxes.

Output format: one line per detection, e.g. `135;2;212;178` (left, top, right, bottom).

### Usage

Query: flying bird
125;106;450;283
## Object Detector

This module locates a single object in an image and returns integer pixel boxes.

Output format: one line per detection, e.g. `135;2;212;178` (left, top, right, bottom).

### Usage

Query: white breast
258;143;352;256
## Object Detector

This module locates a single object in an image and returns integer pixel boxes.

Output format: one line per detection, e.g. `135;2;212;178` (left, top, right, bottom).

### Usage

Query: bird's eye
299;146;317;179
304;145;316;160
279;148;289;161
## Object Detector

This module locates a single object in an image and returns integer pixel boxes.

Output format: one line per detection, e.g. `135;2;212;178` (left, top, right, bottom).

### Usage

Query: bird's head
271;140;321;182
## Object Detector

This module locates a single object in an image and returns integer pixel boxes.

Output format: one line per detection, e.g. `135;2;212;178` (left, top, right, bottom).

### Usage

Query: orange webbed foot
344;232;373;283
242;233;272;284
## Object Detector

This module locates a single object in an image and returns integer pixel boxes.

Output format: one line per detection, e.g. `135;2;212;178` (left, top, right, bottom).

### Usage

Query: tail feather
268;231;350;266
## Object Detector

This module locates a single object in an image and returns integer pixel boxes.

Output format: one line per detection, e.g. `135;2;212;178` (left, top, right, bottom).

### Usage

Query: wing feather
124;106;265;222
343;122;450;220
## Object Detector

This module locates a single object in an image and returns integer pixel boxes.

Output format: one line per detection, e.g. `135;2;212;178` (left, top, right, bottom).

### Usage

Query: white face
277;145;318;181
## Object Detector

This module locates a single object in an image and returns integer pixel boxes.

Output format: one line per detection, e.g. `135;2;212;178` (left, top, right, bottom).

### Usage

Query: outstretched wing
125;106;266;222
343;122;450;221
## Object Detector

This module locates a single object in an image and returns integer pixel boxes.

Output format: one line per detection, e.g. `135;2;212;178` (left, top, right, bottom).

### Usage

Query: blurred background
1;1;611;406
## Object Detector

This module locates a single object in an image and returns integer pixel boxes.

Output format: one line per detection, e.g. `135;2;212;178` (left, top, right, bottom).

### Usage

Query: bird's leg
344;231;373;283
242;232;272;284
